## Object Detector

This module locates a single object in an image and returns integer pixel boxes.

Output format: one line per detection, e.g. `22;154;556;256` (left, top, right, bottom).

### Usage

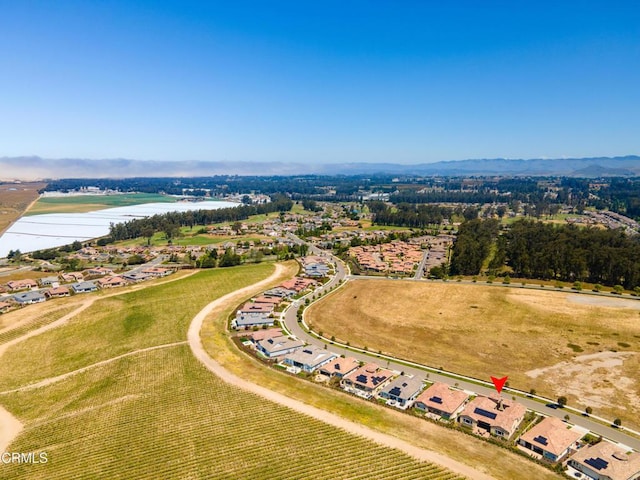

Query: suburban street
281;235;640;452
413;250;429;280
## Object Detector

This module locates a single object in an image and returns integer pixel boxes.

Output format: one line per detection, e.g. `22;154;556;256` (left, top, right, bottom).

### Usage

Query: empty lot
307;280;640;429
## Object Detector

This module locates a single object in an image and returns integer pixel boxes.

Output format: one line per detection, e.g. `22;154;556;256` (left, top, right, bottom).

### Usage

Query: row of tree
370;202;454;228
108;194;292;241
450;218;640;288
449;219;500;275
501;221;640;288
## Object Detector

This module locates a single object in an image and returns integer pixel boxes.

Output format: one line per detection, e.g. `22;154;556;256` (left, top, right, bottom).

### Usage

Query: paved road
414;249;429;280
281;236;640;451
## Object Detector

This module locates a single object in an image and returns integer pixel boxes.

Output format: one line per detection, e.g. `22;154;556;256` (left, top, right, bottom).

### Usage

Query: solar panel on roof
430;396;443;404
356;374;368;383
585;457;609;471
389;387;402;396
533;435;548;446
473;407;497;420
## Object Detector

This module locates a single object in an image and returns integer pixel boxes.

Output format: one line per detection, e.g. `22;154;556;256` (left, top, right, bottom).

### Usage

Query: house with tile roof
414;382;469;420
567;441;640;480
458;396;527;439
341;363;395;399
318;356;360;378
518;416;583;462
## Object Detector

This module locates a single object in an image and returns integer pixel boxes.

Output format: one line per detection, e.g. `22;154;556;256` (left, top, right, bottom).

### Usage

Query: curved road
187;263;494;480
282;235;640;452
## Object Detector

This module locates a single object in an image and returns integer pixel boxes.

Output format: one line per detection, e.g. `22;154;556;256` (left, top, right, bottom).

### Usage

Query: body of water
0;200;239;257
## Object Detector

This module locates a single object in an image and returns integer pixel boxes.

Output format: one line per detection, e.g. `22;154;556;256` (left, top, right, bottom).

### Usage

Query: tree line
450;218;640;288
502;220;640;288
449;219;500;275
108;194;292;241
370;202;454;228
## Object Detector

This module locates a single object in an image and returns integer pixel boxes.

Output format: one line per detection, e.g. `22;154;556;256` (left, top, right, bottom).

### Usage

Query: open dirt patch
307;279;640;428
567;294;640;309
527;352;640;410
0;404;23;452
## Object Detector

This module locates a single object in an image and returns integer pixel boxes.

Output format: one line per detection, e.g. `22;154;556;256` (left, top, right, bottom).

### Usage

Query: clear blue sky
1;1;639;163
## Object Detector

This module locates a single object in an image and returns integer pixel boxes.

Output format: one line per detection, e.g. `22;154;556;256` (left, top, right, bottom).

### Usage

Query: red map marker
491;376;508;394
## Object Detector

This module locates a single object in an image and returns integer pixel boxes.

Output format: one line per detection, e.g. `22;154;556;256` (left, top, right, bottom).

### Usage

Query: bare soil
307;279;640;429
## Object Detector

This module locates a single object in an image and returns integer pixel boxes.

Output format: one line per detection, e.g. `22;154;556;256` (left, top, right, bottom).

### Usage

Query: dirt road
187;263;494;480
0;405;22;453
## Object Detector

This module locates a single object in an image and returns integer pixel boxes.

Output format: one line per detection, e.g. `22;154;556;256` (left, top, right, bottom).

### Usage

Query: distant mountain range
2;155;639;180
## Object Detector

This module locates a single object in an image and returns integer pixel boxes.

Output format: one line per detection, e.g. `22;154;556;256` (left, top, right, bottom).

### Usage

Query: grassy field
201;280;561;479
1;346;460;480
0;305;78;346
0;265;276;391
26;193;177;215
306;280;640;430
0;262;462;480
0;182;46;233
117;232;270;248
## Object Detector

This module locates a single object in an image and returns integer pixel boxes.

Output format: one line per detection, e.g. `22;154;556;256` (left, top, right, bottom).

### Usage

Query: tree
557;396;568;407
219;248;241;267
613;418;622;427
585;406;592;416
142;227;155;246
232;221;243;234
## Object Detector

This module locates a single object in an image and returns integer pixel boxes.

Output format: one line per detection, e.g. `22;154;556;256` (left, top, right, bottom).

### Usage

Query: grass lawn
306;279;640;430
0;261;460;480
26;193;177;215
200;278;561;480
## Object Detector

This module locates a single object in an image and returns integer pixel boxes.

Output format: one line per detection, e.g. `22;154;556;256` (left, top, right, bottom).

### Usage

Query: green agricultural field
0;264;276;391
0;346;457;480
26;193;177;215
201;281;562;480
0;262;460;480
0;305;77;346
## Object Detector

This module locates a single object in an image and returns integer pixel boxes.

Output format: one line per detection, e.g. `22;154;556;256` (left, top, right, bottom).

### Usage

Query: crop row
1;346;464;479
0;305;76;346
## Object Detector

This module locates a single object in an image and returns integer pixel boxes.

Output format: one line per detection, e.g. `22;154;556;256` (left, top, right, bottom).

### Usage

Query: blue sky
1;1;639;164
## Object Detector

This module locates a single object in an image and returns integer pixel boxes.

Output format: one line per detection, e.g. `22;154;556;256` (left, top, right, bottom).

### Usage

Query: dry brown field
202;266;561;480
307;279;640;430
0;182;46;234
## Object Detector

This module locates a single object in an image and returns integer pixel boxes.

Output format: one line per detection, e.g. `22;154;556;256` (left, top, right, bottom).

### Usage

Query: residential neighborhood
230;251;640;480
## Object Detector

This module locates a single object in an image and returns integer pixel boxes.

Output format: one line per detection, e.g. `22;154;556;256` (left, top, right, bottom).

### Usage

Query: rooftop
519;416;583;457
570;441;640;480
415;382;469;414
460;396;526;433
